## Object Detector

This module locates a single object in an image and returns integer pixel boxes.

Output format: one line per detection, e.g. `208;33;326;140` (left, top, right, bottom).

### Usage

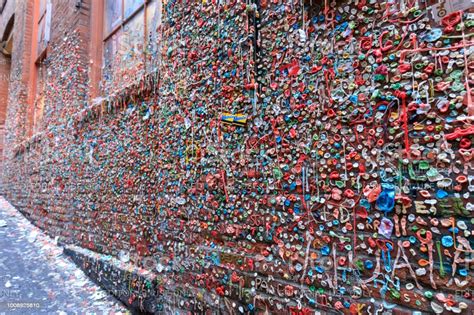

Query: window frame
103;0;148;43
35;0;51;61
0;0;7;14
38;0;47;21
32;52;47;134
93;0;160;97
27;0;51;136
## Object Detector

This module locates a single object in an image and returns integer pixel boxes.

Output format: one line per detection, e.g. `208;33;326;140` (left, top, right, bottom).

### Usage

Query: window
28;0;51;135
105;0;123;35
102;0;160;91
36;0;51;57
1;14;14;56
0;0;7;14
33;61;46;134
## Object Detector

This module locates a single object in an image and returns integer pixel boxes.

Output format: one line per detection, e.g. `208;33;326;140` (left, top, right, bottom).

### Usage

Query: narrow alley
0;197;127;314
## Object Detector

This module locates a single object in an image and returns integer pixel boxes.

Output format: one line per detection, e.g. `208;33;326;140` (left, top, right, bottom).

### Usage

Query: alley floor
0;197;129;314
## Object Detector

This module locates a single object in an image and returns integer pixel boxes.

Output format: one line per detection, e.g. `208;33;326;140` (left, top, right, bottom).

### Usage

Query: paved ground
0;197;129;314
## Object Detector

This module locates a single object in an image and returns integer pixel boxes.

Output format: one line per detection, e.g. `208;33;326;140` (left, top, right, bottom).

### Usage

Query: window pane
39;0;47;16
124;0;144;18
122;9;144;52
102;1;163;93
34;95;45;133
105;0;122;35
120;10;145;80
0;0;7;14
146;0;160;28
103;29;123;84
36;1;51;57
37;16;46;55
34;63;46;133
145;0;161;69
36;63;46;100
102;10;145;91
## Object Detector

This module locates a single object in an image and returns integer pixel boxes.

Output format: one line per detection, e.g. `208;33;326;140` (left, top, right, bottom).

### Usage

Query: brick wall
1;1;473;314
0;53;10;163
2;0;34;156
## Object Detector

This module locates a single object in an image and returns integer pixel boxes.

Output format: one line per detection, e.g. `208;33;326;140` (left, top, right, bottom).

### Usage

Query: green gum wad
273;168;283;180
390;288;401;299
419;161;429;170
450;70;463;80
335;180;345;188
426;168;439;177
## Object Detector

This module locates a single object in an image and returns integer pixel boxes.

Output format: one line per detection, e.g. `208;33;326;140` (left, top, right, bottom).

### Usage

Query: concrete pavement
0;196;129;314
